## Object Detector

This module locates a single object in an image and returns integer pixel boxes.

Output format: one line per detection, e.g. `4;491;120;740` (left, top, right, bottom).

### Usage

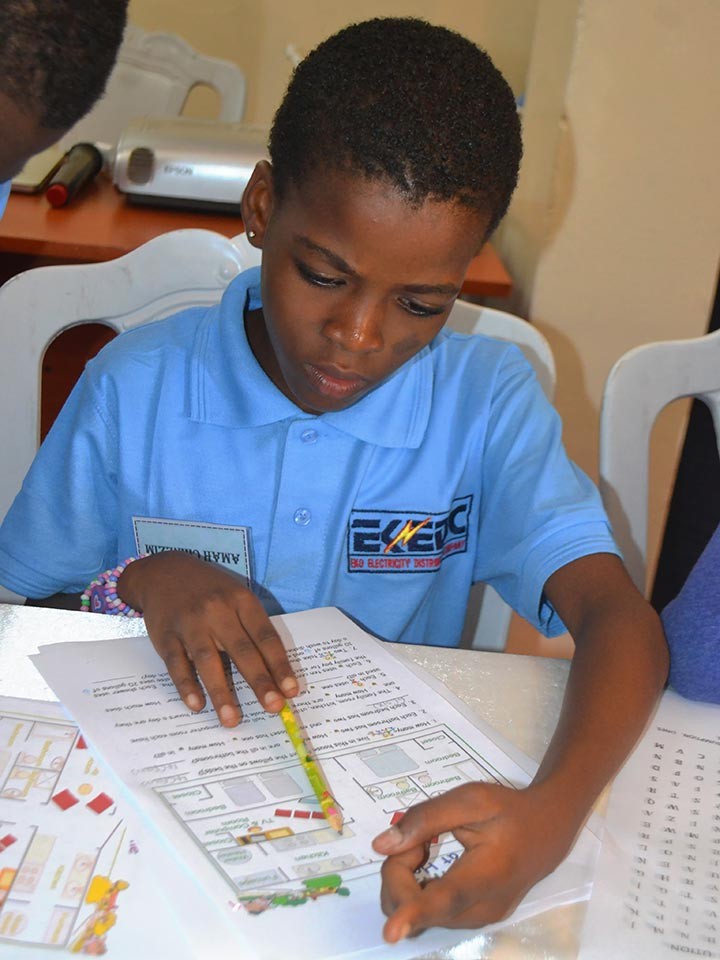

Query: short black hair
270;18;522;237
0;0;128;129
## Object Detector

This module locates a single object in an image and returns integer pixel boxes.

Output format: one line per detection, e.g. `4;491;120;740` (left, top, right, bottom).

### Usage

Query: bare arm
373;552;669;940
532;552;668;829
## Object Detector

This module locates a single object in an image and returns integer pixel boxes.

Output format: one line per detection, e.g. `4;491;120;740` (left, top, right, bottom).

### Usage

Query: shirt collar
190;267;433;449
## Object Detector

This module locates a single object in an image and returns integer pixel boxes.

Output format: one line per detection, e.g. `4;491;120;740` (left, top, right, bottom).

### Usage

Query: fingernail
396;923;412;942
185;693;203;711
280;677;298;695
219;704;238;726
374;826;402;849
264;691;284;710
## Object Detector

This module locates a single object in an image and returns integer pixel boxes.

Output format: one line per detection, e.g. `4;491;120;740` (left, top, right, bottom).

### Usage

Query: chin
293;387;367;415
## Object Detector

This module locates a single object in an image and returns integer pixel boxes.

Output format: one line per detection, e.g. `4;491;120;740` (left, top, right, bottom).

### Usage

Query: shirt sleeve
473;347;619;636
662;523;720;704
0;365;119;597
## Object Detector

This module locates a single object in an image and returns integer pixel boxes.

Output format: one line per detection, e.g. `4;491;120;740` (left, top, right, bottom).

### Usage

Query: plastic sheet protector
30;606;599;960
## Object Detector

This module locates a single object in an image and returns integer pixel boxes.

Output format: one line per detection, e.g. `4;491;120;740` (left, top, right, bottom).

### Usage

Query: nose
322;299;385;353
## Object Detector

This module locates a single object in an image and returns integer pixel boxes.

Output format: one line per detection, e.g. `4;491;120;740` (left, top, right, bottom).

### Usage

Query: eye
295;259;344;289
397;297;447;319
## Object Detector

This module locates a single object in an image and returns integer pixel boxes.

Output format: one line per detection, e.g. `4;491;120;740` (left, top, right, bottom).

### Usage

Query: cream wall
520;0;720;458
499;0;720;655
127;0;538;124
512;0;720;569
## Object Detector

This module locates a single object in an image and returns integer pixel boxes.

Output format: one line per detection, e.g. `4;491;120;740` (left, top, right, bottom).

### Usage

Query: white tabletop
0;603;581;959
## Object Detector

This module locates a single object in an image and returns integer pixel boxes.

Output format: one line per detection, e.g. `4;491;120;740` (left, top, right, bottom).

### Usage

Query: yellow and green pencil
279;701;344;834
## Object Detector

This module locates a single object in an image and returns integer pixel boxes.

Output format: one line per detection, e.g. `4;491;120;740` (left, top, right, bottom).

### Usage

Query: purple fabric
662;522;720;704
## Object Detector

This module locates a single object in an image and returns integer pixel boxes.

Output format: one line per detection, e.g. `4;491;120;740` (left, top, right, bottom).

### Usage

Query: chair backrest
447;299;557;651
60;24;246;149
599;329;720;595
0;230;260;569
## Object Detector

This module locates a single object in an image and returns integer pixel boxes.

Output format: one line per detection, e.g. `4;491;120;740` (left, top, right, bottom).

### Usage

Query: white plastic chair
447;299;557;651
0;229;260;602
599;329;720;596
60;24;246;150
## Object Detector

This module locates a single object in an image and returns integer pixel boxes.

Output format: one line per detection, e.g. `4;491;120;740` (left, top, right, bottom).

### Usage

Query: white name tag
133;517;253;580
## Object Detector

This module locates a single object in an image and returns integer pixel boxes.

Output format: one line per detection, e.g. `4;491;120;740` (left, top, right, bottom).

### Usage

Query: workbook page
578;690;720;959
32;606;597;960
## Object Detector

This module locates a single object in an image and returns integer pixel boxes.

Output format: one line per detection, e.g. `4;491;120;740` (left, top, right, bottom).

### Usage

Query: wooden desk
0;180;513;298
0;605;581;959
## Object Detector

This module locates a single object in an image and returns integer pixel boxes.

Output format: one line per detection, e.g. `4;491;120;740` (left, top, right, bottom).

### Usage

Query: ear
241;160;275;248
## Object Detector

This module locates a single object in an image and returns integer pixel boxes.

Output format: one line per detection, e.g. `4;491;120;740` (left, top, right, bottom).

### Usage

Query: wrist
116;554;148;612
81;556;146;616
117;550;218;615
525;773;598;841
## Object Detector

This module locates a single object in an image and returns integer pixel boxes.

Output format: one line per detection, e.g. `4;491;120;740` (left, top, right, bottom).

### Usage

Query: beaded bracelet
80;556;146;617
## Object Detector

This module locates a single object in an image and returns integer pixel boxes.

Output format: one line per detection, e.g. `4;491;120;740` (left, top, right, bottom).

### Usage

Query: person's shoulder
430;327;537;391
87;266;258;377
94;305;210;365
433;325;529;361
108;306;209;356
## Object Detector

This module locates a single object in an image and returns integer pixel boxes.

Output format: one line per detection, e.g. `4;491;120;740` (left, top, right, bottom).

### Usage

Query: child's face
242;163;490;415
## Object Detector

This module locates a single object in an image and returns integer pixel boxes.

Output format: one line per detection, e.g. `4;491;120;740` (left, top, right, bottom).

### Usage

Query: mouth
304;362;371;403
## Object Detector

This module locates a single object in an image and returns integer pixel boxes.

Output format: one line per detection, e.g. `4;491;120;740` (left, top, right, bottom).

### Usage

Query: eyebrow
295;235;356;275
294;234;460;297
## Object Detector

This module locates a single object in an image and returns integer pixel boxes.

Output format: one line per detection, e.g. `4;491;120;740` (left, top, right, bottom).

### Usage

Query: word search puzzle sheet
579;690;720;959
31;607;598;960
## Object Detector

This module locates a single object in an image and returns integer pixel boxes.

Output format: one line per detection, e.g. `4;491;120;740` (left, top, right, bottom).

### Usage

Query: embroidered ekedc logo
347;496;472;573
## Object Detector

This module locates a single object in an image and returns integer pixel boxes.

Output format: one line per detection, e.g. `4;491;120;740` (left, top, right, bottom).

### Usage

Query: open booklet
25;606;599;960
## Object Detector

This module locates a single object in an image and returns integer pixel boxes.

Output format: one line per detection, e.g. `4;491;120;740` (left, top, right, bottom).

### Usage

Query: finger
216;626;285;713
235;595;299;701
217;651;243;721
373;783;491;853
189;639;243;727
379;843;431;917
186;602;285;717
384;878;516;940
152;630;206;713
382;851;493;942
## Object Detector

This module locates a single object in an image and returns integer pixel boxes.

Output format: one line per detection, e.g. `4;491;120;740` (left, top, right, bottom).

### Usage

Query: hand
371;781;576;942
118;551;298;727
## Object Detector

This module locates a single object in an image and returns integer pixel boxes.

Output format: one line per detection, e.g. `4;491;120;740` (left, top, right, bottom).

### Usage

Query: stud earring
247;229;256;240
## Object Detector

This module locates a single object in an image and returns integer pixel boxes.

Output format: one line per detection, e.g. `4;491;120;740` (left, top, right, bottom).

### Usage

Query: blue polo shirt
0;267;617;646
0;180;11;219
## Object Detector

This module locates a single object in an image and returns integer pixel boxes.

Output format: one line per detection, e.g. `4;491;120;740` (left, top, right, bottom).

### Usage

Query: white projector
113;116;268;213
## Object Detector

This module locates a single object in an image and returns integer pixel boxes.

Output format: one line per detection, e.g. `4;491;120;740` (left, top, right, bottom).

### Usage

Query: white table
0;604;583;959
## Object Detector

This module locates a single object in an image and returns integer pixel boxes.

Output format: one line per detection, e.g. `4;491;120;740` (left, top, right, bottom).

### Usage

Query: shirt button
301;428;318;444
294;508;312;526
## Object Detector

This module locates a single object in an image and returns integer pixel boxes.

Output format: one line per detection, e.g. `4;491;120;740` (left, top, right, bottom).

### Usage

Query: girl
0;17;668;943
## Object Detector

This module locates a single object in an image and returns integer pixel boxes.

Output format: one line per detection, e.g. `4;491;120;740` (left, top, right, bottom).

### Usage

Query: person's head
0;0;128;183
242;17;522;416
